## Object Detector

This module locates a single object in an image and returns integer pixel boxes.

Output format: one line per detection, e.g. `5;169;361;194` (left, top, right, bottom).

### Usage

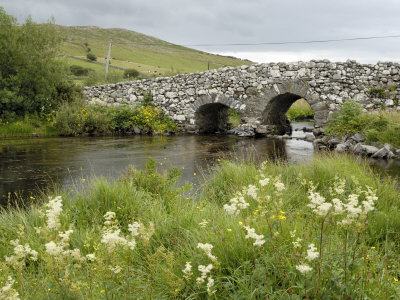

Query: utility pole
208;60;210;70
105;40;112;79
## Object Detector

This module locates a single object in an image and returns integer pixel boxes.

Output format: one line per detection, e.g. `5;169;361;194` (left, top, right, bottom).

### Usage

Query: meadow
0;155;399;299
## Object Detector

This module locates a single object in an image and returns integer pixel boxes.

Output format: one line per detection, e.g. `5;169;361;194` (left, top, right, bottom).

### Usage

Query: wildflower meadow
0;155;399;298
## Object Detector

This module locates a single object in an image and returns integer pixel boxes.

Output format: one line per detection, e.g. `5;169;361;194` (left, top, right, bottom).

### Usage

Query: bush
123;68;140;79
367;87;386;98
0;8;77;120
70;65;93;76
326;100;371;136
86;52;97;61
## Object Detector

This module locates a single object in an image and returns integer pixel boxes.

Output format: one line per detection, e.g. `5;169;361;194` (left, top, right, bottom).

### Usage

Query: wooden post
105;40;112;79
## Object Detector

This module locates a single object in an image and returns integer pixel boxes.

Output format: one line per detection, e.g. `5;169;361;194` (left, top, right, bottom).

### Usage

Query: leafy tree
0;7;78;120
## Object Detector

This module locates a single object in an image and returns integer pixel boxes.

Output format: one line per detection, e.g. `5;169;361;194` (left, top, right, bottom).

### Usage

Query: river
1;121;399;205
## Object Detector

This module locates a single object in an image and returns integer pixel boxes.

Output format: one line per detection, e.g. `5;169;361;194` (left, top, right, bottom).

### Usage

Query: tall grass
286;98;314;121
0;155;399;298
327;100;400;147
0;115;58;138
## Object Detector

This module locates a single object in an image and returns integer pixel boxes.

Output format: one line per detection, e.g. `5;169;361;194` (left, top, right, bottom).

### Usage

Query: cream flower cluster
0;276;20;300
182;262;192;280
46;196;63;230
295;243;319;274
244;226;265;246
196;264;213;284
223;196;250;215
101;212;139;250
5;239;38;270
197;243;218;262
307;191;332;217
45;229;85;262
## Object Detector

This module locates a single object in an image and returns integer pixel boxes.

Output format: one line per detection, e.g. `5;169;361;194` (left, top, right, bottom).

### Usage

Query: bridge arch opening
262;93;314;134
195;103;240;134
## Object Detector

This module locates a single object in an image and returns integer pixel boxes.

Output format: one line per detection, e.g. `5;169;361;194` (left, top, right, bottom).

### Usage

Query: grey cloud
1;0;399;63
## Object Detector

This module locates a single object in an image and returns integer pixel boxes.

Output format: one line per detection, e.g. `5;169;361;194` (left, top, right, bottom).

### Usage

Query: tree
0;7;77;120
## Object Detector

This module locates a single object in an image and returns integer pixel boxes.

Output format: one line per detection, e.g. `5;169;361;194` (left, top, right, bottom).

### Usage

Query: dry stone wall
83;60;400;133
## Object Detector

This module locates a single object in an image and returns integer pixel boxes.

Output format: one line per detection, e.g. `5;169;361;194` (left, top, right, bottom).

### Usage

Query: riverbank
0;155;399;298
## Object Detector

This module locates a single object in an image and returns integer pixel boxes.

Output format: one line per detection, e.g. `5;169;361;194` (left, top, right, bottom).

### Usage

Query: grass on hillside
58;26;252;80
286;99;314;121
0;155;399;298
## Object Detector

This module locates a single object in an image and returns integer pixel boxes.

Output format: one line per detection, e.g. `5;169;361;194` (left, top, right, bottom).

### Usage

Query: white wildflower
110;265;122;274
128;221;141;237
103;211;116;226
244;226;265;247
307;191;326;209
86;253;96;262
305;243;319;261
313;202;332;217
101;229;128;248
223;196;249;215
246;185;258;199
206;276;215;295
274;180;285;193
197;243;218;262
196;264;213;284
332;198;344;215
45;241;64;257
139;222;155;241
182;261;193;280
259;177;270;187
223;203;238;215
199;220;208;228
0;276;20;300
292;238;302;249
296;264;313;274
46;196;63;230
5;239;38;270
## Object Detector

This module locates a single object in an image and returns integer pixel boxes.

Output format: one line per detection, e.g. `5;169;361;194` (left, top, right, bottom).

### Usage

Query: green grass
228;108;242;127
0;155;399;298
327;100;400;147
57;25;252;79
0;115;58;138
286;98;314;120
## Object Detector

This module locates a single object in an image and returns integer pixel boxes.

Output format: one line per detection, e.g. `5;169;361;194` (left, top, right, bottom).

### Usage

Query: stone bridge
84;60;400;134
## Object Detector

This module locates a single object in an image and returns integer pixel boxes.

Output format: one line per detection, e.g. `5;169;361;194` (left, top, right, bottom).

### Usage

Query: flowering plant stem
314;217;325;296
344;229;348;285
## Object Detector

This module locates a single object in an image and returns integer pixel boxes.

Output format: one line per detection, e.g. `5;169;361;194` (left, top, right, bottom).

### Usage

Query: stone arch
261;80;329;132
192;94;245;134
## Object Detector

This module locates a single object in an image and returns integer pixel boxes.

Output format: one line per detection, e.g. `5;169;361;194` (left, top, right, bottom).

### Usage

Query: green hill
57;25;252;79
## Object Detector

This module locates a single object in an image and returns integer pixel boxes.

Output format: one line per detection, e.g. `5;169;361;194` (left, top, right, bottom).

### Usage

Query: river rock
371;144;395;159
327;137;341;147
305;133;315;142
349;133;365;143
132;126;141;134
335;143;347;153
351;143;379;156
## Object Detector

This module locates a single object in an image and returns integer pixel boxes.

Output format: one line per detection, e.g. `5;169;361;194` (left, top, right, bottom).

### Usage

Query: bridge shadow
195;103;235;134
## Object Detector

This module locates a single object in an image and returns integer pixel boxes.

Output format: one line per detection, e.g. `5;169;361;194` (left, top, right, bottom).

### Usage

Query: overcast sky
1;0;400;63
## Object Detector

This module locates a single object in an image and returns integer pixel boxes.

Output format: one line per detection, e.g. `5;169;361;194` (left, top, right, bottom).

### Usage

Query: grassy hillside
57;26;252;79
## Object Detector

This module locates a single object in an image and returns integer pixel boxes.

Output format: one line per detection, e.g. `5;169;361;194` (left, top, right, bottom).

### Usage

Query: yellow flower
253;210;259;215
238;221;243;225
270;215;275;219
30;196;35;200
101;290;105;293
370;246;375;249
227;228;232;232
115;240;120;244
194;173;197;176
81;178;86;183
278;215;286;220
394;277;399;282
280;210;285;214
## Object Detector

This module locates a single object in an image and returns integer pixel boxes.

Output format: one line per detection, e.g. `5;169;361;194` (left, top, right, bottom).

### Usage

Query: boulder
335;143;347;153
351;143;379;156
305;133;315;142
349;133;364;143
327;137;341;148
371;144;395;159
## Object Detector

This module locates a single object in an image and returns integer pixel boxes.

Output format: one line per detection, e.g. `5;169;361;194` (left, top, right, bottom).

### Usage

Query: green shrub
70;65;93;76
123;68;140;79
326;100;371;136
86;52;97;61
109;106;136;132
228;108;241;127
367;87;386;98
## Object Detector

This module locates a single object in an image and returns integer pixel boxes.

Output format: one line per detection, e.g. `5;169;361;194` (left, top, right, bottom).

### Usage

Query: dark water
1;121;398;205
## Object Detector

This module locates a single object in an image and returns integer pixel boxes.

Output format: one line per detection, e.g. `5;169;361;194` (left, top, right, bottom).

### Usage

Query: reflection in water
0;132;313;205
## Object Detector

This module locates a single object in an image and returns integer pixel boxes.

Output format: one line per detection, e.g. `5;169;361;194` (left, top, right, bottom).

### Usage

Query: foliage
123;68;140;79
69;65;93;77
326;100;371;136
286;98;314;120
55;97;177;136
367;87;386;98
0;114;58;137
86;52;97;62
0;8;78;121
0;155;399;298
326;100;400;147
83;69;125;86
228;108;241;127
